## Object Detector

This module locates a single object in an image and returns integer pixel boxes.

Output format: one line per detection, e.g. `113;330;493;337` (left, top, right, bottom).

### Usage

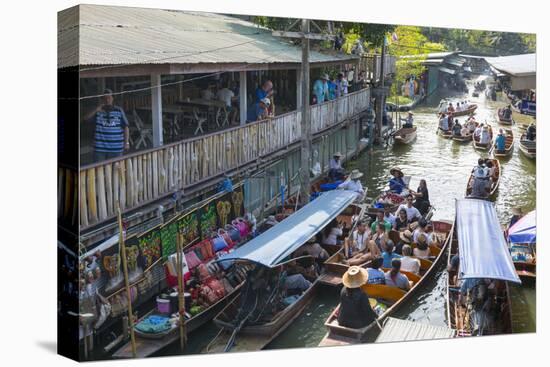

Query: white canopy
456;199;521;283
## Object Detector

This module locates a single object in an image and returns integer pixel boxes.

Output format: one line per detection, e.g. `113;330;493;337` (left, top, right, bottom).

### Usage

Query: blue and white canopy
456;199;521;283
218;190;357;268
508;210;536;244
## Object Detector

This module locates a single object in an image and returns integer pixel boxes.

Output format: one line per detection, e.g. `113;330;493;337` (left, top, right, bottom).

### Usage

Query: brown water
155;84;536;357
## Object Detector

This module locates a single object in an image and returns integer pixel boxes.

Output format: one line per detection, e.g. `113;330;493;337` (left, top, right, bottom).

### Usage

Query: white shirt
480;130;490;144
217;88;234;107
351;229;369;252
323;227;343;246
400;256;421;274
413;247;431;259
338;180;365;201
329;158;342;170
460;126;469;136
474;126;482;137
384;213;396;226
395;204;422;222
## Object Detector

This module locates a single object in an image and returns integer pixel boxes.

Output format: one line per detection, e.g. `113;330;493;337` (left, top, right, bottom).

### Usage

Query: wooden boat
519;133;536;159
447;199;519;337
452;133;473;143
393;127;417;145
509;244;536;280
206;280;320;353
497;108;514;125
112;282;244;358
319;220;454;346
437;105;478;117
472;136;491;151
491;129;514;158
438;128;453;139
465;158;500;199
203;190;361;353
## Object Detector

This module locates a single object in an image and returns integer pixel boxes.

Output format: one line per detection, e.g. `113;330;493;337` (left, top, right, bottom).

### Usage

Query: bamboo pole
117;204;137;358
176;233;187;350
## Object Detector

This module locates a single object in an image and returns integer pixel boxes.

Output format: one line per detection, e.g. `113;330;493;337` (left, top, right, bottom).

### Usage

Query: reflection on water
158;85;536;356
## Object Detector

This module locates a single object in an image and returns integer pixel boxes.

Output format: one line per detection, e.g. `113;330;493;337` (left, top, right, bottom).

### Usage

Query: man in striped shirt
84;89;130;162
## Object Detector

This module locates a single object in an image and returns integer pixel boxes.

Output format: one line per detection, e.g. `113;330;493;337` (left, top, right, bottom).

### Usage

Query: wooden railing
78;88;370;229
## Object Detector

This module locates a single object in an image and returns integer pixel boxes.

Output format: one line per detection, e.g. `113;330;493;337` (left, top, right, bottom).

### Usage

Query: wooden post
117;204;137;358
376;40;387;141
239;71;247;126
299;19;311;205
176;233;187;350
296;69;303;109
151;73;163;147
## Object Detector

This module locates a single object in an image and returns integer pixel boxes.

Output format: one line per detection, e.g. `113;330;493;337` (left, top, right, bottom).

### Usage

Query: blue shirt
382;252;401;268
389;177;406;194
367;268;386;285
255;87;268;103
495;134;506;150
327;81;337;100
93;106;128;153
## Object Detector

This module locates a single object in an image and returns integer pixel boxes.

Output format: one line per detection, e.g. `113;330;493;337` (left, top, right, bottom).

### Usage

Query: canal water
158;83;536;357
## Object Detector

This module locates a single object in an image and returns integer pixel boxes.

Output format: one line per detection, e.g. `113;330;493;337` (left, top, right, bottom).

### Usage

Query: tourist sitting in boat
460;124;470;137
412;179;430;216
503;105;512;119
384;259;410;290
495;129;506;153
366;257;386;285
338;169;365;202
328;152;345;181
447;102;455;113
381;240;401;268
413;233;431;259
398;229;413;252
400;111;414;128
412;218;428;243
394;208;410;232
395;194;422;223
479;125;491;145
284;261;314;293
294;237;330;264
469;166;490;199
439;113;450;131
526;123;536;141
466;118;477;133
389;167;407;194
455;102;463;112
474;123;483;140
322;219;344;246
338;266;378;329
383;207;396;227
400;245;421;275
371;210;392;233
452;119;462;136
348;220;371;256
485;159;496;182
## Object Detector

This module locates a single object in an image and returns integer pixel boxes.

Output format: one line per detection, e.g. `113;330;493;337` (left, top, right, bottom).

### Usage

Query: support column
151;73;163;147
239;71;247;125
299;19;311;205
296;69;303;109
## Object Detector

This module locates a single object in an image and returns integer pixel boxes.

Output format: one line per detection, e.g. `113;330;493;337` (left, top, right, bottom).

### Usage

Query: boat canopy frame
456;198;521;283
217;190;358;268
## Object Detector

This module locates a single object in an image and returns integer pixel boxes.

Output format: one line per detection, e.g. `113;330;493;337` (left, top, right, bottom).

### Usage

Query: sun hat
408;111;414;115
342;266;369;288
321;74;330;80
350;169;363;180
333;152;343;157
260;98;271;106
400;230;413;244
417;233;427;245
390;167;404;176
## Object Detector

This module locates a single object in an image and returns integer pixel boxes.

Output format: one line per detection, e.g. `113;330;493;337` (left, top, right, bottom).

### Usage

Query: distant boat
393;127;417;145
518;133;536;160
497;108;514;125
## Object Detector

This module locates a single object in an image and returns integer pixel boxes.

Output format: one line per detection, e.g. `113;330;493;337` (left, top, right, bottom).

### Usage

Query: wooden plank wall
79;88;370;229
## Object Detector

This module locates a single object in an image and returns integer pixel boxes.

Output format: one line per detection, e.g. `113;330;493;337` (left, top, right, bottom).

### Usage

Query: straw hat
333;152;343;157
390;167;404;176
342;266;369;288
408;111;414;115
350;169;364;180
321;73;330;80
400;230;413;244
417;233;427;245
511;207;523;216
409;221;419;231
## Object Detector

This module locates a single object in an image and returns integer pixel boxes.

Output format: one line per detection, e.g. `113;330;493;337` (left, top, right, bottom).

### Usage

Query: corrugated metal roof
485;53;536;76
375;318;456;343
58;4;357;69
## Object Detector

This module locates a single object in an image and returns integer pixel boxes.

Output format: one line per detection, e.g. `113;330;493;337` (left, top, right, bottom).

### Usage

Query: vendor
328;152;345;181
337;266;378;329
389;167;407;194
338;169;365;202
